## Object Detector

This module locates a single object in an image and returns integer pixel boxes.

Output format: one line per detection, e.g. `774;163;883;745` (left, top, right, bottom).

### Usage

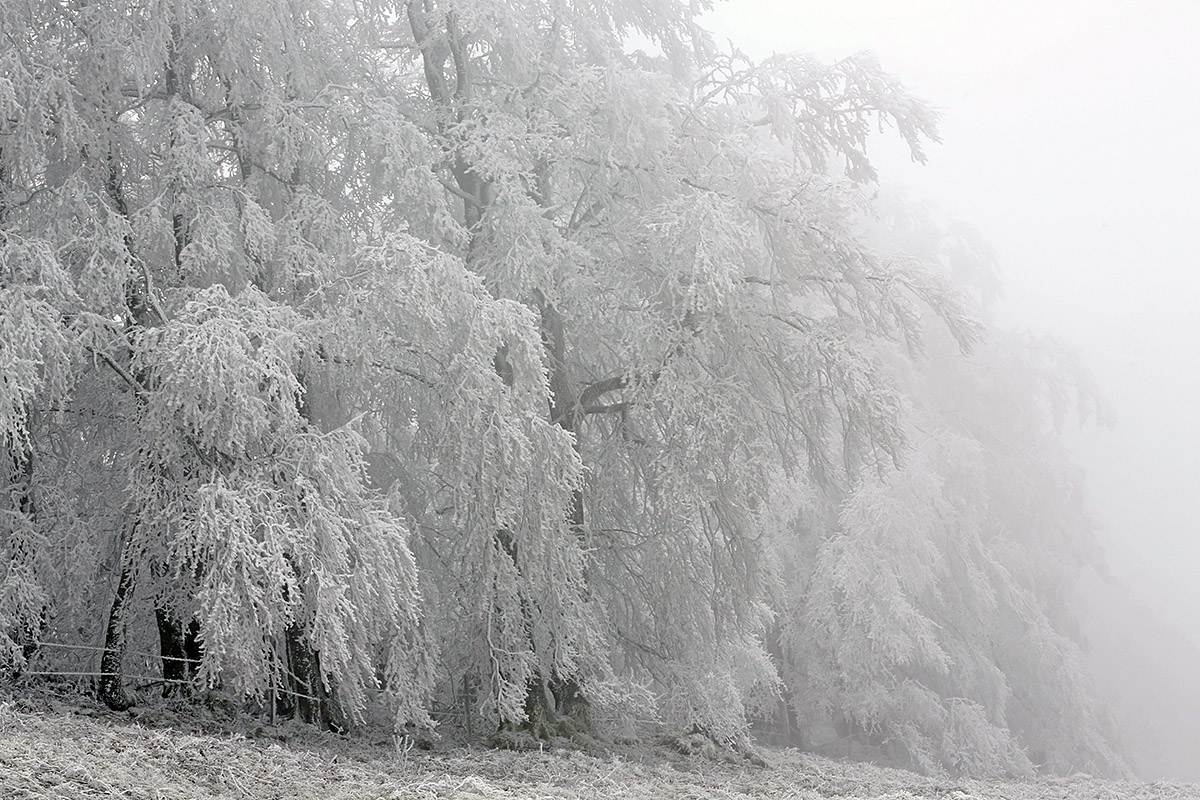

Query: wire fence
19;641;325;707
17;640;487;732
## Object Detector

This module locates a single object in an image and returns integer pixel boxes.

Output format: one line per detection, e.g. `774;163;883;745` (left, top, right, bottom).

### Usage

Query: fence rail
18;641;324;706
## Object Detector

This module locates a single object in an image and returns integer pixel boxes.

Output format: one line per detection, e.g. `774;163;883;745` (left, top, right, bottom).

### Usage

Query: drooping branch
87;345;147;396
314;343;435;390
573;306;705;422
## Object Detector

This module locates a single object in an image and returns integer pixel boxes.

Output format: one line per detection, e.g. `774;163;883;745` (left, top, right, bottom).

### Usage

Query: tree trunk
6;438;47;676
154;608;201;695
509;296;592;737
98;544;135;710
93;143;144;712
284;624;346;732
406;12;590;734
280;379;349;733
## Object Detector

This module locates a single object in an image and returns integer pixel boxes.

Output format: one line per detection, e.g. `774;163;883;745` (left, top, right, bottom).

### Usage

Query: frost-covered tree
356;0;983;742
775;200;1127;776
0;0;442;725
0;0;1126;774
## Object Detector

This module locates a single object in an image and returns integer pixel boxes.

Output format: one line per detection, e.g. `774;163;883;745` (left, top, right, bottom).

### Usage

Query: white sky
700;1;1200;644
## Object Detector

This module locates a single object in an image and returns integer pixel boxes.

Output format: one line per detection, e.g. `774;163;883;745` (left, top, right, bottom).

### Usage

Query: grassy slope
1;699;1197;800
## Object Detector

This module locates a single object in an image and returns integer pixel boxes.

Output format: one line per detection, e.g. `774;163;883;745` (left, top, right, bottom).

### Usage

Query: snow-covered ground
1;699;1196;800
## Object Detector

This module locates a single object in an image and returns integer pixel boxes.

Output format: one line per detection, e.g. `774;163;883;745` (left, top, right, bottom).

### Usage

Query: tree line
0;0;1124;777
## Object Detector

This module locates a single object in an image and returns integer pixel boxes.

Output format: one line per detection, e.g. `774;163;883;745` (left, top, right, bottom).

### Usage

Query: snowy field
0;700;1196;800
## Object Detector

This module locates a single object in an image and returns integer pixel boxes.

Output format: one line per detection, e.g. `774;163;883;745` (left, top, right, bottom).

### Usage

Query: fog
701;0;1200;780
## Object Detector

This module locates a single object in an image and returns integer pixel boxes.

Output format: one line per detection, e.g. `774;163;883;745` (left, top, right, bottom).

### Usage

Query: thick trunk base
282;625;347;733
98;562;135;711
516;678;591;741
155;610;201;696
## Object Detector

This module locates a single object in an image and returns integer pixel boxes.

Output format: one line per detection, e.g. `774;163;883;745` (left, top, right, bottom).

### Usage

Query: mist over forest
1;0;1196;789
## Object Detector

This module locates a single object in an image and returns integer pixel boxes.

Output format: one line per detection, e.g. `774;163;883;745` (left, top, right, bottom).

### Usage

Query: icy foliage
0;0;1127;775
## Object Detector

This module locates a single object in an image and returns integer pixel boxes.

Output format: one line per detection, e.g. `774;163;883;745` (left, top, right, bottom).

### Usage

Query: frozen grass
0;696;1197;799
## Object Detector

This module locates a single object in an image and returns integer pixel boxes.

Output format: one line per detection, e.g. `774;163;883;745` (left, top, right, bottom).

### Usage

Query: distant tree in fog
776;199;1125;776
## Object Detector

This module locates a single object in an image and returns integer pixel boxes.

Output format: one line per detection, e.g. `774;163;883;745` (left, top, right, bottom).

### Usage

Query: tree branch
578;374;638;410
768;312;811;335
445;10;472;105
582;402;629;416
316;344;435;390
88;346;146;396
439;176;481;209
406;0;451;106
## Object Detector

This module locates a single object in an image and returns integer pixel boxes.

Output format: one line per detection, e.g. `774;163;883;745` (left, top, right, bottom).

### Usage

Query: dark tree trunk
99;546;135;710
283;624;346;732
91;138;143;712
6;437;46;676
94;48;180;712
280;380;348;733
184;618;202;673
284;624;320;724
154;608;201;694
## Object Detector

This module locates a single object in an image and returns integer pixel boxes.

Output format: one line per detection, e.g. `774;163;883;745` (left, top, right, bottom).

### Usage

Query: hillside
0;699;1195;800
